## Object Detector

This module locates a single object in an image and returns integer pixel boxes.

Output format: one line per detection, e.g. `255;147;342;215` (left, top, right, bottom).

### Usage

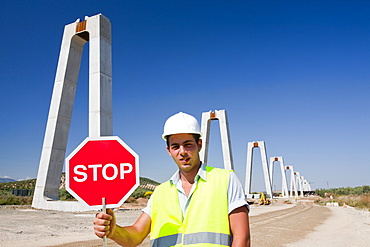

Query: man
94;112;250;247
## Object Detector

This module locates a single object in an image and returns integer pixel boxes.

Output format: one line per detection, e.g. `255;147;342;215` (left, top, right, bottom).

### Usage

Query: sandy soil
285;203;370;247
1;198;369;247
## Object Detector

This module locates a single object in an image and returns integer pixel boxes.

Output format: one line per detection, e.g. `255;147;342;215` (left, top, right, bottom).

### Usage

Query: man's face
166;133;202;172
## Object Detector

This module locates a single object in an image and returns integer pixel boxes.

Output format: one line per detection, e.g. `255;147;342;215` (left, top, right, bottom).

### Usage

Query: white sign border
65;136;140;210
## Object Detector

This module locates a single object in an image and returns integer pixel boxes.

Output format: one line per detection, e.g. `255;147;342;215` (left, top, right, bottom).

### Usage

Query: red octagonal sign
66;136;139;209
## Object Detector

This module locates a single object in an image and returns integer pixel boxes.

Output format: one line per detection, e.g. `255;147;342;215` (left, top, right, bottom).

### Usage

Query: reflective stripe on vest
184;232;232;246
150;166;231;247
151;232;231;247
151;233;182;247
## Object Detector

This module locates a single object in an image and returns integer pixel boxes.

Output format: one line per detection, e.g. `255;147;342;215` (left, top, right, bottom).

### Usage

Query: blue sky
1;1;370;192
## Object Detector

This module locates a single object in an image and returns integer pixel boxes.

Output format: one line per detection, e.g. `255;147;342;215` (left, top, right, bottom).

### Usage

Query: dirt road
1;199;369;247
250;201;330;246
52;201;327;247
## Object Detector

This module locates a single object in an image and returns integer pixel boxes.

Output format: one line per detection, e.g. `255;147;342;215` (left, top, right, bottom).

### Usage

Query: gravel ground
1;198;369;247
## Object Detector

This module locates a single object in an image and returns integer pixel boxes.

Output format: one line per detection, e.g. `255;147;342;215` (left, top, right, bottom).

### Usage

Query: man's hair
165;134;201;148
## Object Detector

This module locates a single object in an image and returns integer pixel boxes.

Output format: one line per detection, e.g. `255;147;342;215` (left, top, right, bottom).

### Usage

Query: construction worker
94;112;250;247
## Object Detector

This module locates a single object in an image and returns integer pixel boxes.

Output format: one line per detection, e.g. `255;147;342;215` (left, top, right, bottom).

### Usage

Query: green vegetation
140;177;160;188
315;185;370;211
0;176;160;205
0;194;33;205
315;185;370;197
0;179;36;191
59;188;75;201
337;194;370;210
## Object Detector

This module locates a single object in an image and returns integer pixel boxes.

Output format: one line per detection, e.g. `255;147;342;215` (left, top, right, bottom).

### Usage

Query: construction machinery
259;192;270;205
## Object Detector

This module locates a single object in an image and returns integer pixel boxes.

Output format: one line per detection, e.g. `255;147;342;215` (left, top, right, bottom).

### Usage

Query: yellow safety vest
150;166;231;247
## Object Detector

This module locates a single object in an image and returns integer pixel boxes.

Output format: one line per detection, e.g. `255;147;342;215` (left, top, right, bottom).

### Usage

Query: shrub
18;196;33;205
59;189;75;201
358;193;370;209
316;185;370;196
0;194;19;205
131;187;151;199
0;194;34;205
335;194;370;210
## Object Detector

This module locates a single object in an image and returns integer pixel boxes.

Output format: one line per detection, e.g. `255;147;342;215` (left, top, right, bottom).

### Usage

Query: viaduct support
32;14;112;211
269;156;289;197
245;141;273;199
285;166;298;197
199;110;234;170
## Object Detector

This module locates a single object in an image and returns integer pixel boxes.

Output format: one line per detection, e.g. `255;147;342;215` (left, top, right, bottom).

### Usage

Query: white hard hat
162;112;202;140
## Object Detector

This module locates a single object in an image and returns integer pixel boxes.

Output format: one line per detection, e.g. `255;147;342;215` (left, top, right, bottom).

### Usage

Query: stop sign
65;136;139;209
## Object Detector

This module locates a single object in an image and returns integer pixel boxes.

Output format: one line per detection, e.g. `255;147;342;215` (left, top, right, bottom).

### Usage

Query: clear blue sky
1;1;369;192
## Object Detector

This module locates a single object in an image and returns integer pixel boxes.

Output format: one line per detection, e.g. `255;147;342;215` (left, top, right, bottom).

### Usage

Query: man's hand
93;208;116;238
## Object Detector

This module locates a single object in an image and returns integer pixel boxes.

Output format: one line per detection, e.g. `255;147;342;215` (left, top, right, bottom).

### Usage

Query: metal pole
102;197;107;247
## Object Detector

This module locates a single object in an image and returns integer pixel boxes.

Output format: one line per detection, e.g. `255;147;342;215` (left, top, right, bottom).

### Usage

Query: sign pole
65;136;140;243
102;197;107;247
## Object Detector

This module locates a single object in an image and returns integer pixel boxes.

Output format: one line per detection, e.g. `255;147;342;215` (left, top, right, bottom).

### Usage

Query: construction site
2;7;370;247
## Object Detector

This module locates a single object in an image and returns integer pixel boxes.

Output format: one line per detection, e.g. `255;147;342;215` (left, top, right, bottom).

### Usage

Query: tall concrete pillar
301;176;309;194
269;156;289;197
199;110;234;170
295;172;304;197
87;15;112;138
285;165;298;198
245;141;272;199
302;178;311;192
32;14;112;211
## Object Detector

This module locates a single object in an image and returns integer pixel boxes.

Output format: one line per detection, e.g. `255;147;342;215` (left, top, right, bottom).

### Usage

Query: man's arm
229;206;250;247
94;209;151;247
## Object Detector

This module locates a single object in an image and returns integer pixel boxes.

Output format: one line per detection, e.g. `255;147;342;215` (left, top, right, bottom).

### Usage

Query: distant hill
0;175;160;193
0;177;16;183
